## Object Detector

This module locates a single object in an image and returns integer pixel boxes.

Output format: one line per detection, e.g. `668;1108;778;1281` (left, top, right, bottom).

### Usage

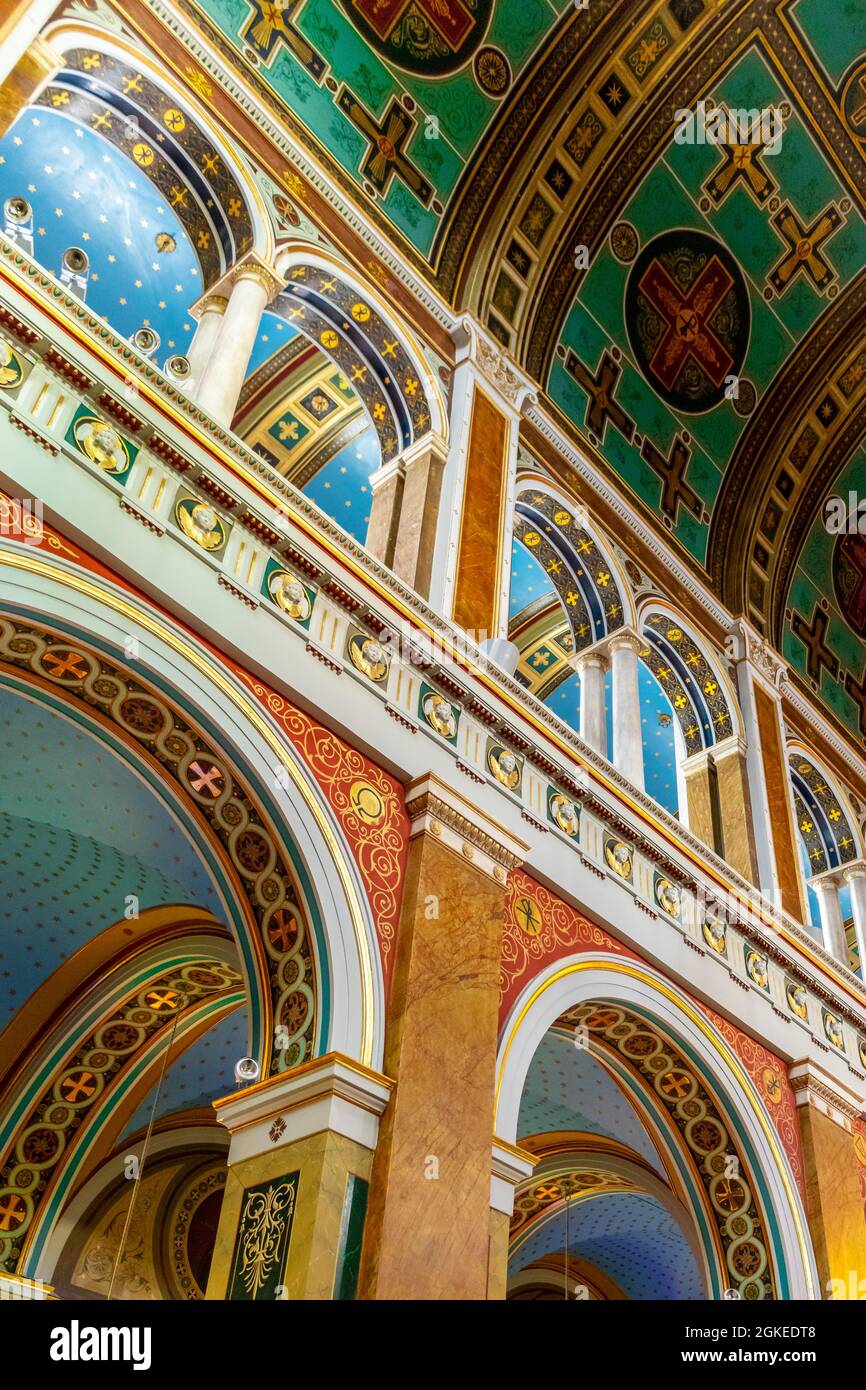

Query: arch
787;742;862;876
0;544;385;1076
271;244;448;461
496;957;818;1300
513;477;636;652
0;913;242;1278
39;22;273;282
637;599;741;755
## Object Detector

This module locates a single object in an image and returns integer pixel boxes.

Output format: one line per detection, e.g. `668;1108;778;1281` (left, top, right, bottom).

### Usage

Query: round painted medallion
624;229;750;413
337;0;493;76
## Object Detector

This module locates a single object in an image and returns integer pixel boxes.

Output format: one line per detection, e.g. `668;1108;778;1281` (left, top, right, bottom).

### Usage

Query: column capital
455;314;538;415
789;1058;863;1130
404;771;528;881
189;291;229;322
569;647;609;675
809;865;845;891
711;732;749;761
196;251;285;309
842;858;866;885
491;1137;536;1216
605;626;643;657
212;1051;393;1162
728;617;788;692
368;455;405;492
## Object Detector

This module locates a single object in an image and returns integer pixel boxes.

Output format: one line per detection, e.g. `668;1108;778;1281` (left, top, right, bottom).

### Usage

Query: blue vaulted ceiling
0;684;226;1023
518;1030;663;1174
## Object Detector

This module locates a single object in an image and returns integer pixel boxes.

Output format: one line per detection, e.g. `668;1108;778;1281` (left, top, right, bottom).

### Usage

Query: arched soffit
708;286;866;632
0;925;242;1278
39;1123;226;1295
49;1141;227;1299
272;245;448;461
0;626;319;1074
496;958;817;1301
41;24;272;284
509;1146;708;1300
514;480;635;652
516;1036;720;1299
234;332;370;484
0;556;384;1077
637;600;740;755
787;742;862;875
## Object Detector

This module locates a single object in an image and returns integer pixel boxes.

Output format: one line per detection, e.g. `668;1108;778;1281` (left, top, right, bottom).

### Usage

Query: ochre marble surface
754;683;807;922
715;746;760;884
358;830;507;1300
206;1130;372;1301
452;386;508;639
798;1106;866;1296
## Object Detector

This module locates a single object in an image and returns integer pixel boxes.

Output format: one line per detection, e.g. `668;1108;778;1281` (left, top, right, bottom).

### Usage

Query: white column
186;293;228;388
811;877;848;965
843;864;866;977
196;256;282;427
608;631;645;790
575;651;608;758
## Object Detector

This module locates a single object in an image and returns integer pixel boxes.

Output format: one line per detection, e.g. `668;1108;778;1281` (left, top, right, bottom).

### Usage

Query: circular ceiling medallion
610;221;639;263
338;0;493;76
474;46;511;97
624;229;750;413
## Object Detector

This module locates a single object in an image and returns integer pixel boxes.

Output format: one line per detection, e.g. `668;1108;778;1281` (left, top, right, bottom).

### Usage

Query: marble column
729;620;807;921
682;748;718;852
357;773;527;1301
810;875;849;965
195;254;283;427
0;30;62;137
843;863;866;977
186;293;228;387
365;457;404;572
488;1139;535;1299
608;630;644;790
429;317;536;641
574;650;608;758
391;435;447;599
790;1060;865;1299
712;734;760;883
205;1054;391;1301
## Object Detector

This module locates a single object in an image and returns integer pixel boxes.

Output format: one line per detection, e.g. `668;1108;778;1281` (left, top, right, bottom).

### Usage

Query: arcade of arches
0;0;866;1306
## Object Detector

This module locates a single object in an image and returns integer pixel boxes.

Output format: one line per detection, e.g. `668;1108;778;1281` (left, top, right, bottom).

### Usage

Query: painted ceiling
510;1190;704;1299
0;685;226;1024
518;1031;665;1175
120;1003;248;1139
181;0;572;268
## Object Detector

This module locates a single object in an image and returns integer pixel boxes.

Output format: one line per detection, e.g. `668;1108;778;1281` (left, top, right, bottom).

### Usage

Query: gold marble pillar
206;1054;392;1301
713;734;760;884
0;33;62;138
365;457;404;572
391;436;447;599
358;774;527;1300
730;620;807;920
790;1061;866;1298
433;319;536;640
683;749;719;854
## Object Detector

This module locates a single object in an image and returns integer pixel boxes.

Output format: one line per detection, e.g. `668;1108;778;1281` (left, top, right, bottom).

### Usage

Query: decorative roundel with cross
625;229;751;413
337;0;494;76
